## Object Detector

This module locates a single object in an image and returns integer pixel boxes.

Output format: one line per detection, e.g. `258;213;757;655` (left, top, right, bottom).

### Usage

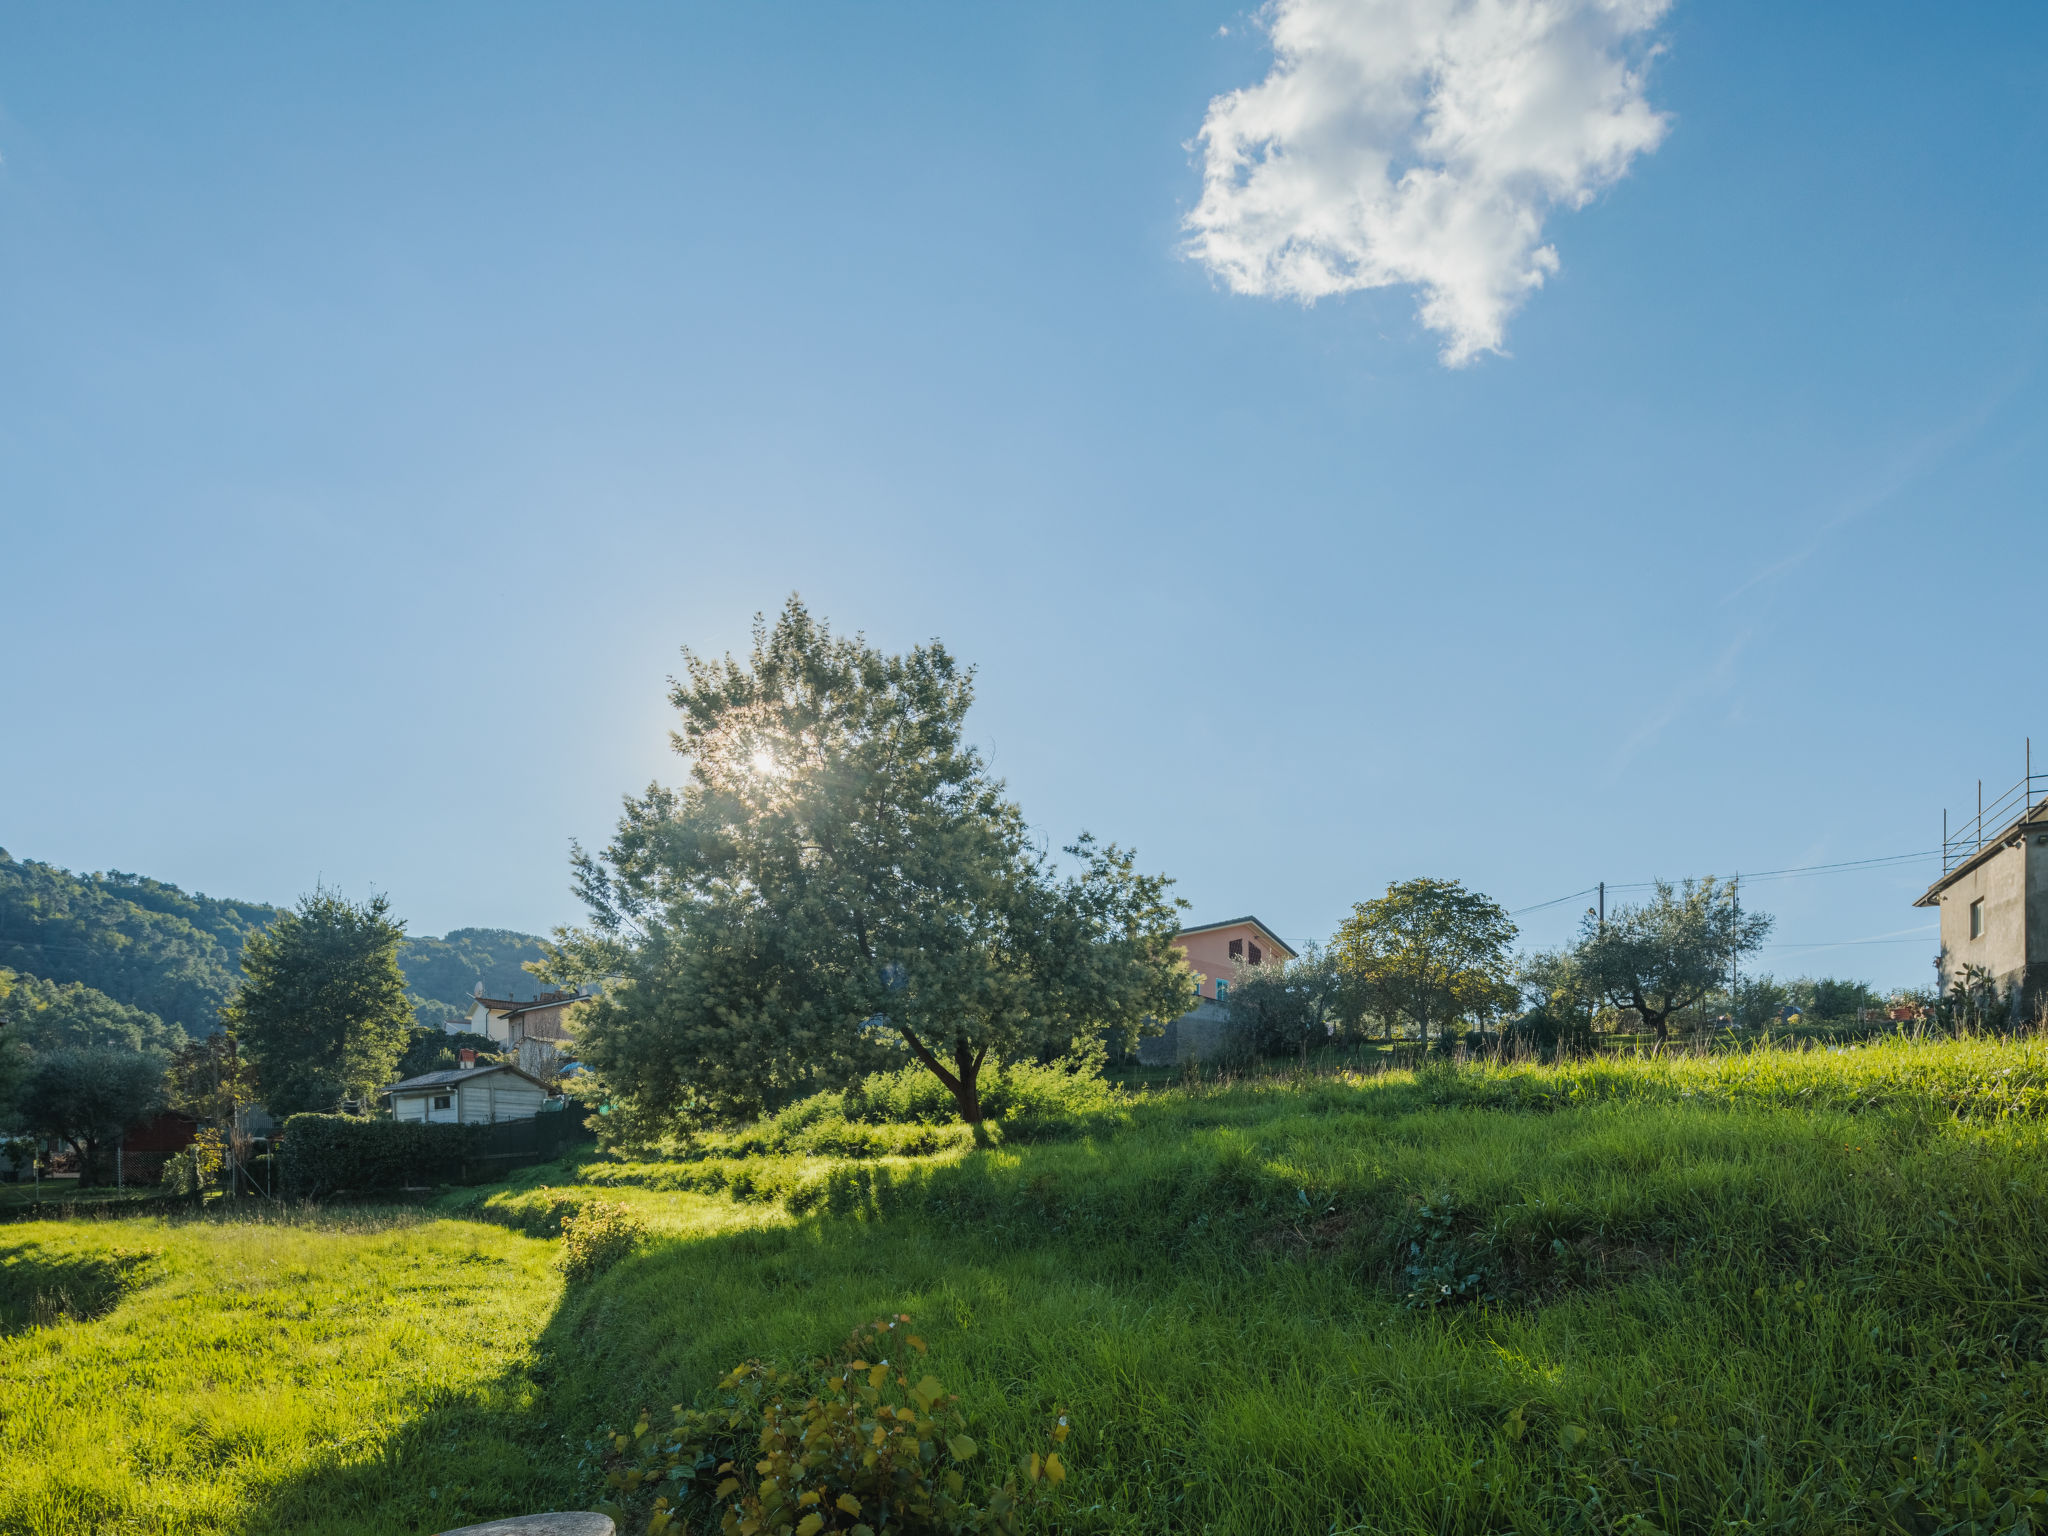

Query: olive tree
16;1048;163;1185
547;598;1193;1129
1572;877;1771;1044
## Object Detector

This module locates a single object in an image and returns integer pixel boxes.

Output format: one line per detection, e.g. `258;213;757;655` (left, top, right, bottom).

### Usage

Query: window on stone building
1228;938;1243;959
1970;898;1985;939
1249;943;1263;965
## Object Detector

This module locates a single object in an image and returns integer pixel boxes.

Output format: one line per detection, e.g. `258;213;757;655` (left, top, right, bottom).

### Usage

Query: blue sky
3;2;2043;990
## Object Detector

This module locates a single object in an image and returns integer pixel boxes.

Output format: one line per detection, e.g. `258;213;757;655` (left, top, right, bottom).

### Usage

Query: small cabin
384;1062;552;1125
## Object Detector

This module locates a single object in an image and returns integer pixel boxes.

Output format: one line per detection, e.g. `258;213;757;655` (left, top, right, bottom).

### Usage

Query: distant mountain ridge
0;848;549;1042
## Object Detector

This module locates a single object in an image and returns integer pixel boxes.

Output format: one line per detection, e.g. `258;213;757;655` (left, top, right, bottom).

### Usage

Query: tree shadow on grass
0;1238;157;1332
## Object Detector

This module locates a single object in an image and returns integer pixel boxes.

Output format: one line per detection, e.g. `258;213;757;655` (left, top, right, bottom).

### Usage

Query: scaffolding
1941;738;2048;877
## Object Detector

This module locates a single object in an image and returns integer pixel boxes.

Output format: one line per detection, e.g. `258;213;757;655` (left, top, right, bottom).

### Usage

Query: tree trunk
951;1041;984;1124
75;1137;98;1188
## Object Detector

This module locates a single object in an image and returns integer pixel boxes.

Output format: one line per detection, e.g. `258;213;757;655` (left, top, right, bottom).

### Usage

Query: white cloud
1185;0;1672;364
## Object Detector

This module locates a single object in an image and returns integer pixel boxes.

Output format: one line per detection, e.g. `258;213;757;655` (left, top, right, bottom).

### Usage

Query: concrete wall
1925;843;2039;1011
1137;998;1245;1066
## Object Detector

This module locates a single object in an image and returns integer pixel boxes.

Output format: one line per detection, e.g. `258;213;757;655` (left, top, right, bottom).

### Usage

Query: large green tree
224;891;414;1116
546;598;1192;1128
1572;877;1771;1044
1332;878;1518;1049
16;1048;164;1185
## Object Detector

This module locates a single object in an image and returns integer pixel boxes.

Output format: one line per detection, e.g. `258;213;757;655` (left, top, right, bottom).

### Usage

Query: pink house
1172;916;1297;1002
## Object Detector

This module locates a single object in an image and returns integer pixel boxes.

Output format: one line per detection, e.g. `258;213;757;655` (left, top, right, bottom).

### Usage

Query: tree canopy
0;969;188;1057
223;890;415;1116
0;850;253;1035
547;598;1192;1128
1572;877;1771;1043
1224;947;1344;1063
1332;878;1518;1048
16;1048;163;1185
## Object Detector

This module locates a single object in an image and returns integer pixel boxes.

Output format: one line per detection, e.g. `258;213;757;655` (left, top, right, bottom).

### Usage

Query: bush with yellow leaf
597;1315;1068;1535
557;1198;646;1282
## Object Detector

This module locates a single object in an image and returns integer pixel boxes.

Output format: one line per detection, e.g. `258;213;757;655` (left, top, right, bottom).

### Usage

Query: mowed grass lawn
4;1037;2048;1534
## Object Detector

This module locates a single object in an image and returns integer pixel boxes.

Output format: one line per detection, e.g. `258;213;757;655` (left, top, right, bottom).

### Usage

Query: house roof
382;1063;552;1096
505;996;578;1017
473;992;581;1015
1913;796;2048;907
1173;916;1298;960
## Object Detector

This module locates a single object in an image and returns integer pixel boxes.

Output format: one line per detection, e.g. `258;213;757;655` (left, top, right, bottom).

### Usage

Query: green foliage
277;1111;482;1197
0;970;188;1057
1574;876;1772;1041
159;1128;226;1197
0;850;258;1035
1333;877;1518;1047
564;598;1191;1127
1507;950;1597;1056
164;1030;255;1127
225;890;414;1115
13;1047;164;1185
1224;947;1344;1060
557;1198;645;1282
600;1315;1063;1535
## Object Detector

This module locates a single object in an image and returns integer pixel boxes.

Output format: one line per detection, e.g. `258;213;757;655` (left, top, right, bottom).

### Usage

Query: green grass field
4;1036;2048;1534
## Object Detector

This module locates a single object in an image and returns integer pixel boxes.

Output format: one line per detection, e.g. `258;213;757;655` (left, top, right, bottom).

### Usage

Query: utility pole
1597;882;1605;929
1730;876;1740;1020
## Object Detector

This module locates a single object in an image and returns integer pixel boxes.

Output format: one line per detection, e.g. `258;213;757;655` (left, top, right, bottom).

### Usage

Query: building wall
393;1091;462;1124
1172;924;1284;1001
453;1074;547;1124
1936;841;2030;994
1137;998;1243;1066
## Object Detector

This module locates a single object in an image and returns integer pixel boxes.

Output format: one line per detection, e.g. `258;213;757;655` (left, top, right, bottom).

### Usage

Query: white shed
384;1063;553;1125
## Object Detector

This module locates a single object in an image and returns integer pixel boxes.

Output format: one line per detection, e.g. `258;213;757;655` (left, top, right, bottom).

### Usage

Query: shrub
841;1062;1123;1139
158;1129;225;1198
598;1315;1068;1535
278;1113;479;1198
558;1198;645;1282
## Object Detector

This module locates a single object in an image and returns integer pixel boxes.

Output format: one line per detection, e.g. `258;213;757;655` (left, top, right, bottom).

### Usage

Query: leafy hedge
278;1114;481;1198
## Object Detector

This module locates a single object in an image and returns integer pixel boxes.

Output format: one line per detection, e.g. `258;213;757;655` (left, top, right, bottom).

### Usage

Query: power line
1512;848;1940;916
1509;886;1597;917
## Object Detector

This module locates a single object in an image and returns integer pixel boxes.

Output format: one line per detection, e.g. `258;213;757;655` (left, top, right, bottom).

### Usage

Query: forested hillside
398;928;551;1025
0;849;548;1043
0;850;251;1035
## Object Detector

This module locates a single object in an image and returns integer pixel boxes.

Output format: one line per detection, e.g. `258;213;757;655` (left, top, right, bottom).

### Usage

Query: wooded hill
0;848;547;1048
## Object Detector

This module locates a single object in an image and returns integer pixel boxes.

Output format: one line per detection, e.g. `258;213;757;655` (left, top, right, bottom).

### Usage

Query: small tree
225;890;414;1117
1225;947;1343;1064
1573;878;1771;1045
1332;879;1518;1051
1508;950;1597;1057
16;1048;163;1185
165;1031;258;1194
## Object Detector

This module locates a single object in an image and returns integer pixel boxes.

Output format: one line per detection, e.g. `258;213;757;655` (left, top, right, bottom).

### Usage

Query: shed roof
382;1063;551;1096
1173;916;1298;960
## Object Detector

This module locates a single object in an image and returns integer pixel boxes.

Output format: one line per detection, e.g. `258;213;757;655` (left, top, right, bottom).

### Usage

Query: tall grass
4;1036;2048;1533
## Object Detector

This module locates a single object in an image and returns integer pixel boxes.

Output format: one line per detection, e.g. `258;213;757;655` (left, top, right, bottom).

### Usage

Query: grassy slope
4;1038;2048;1534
